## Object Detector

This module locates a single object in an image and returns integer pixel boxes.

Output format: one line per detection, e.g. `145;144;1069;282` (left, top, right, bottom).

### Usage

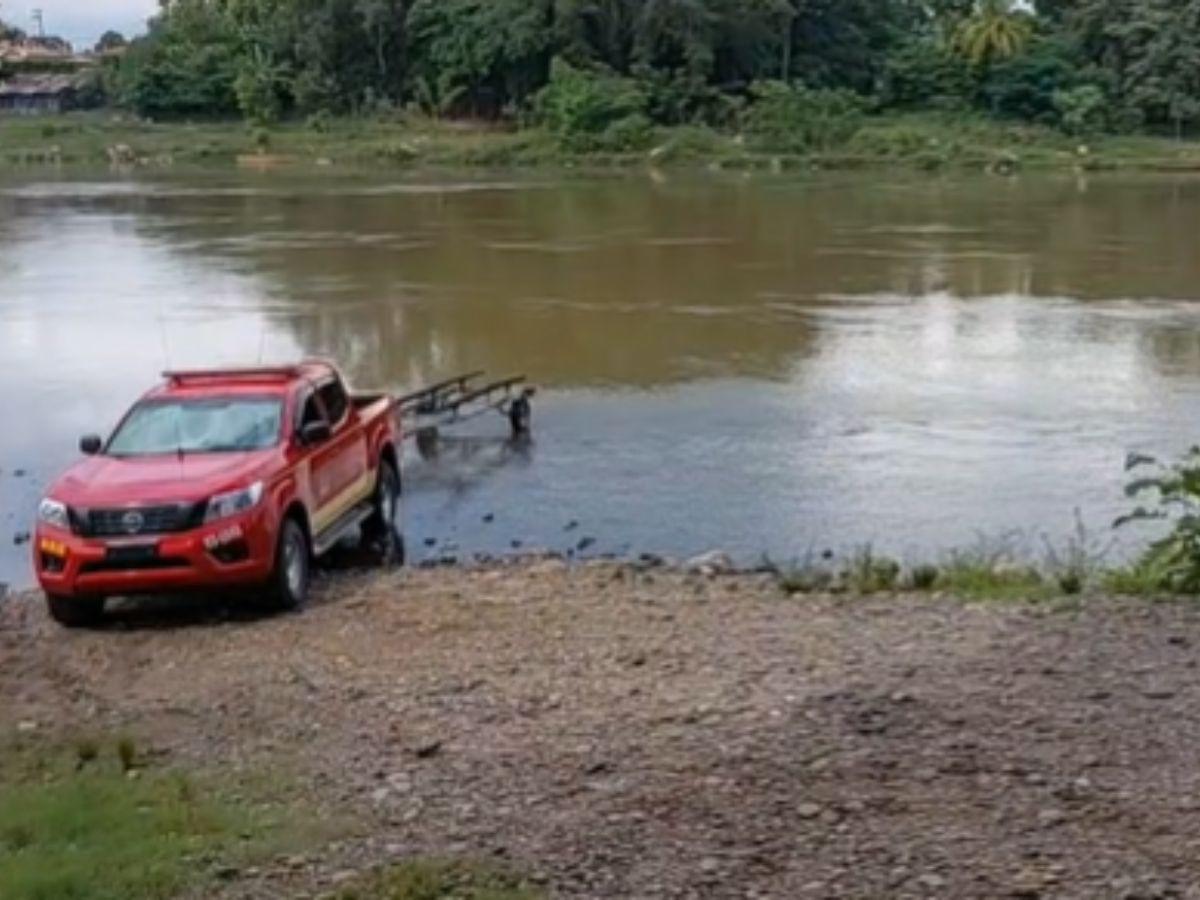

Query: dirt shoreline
4;562;1200;898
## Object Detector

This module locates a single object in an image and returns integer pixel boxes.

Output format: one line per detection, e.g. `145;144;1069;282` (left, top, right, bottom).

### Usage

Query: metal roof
0;73;80;97
0;39;87;64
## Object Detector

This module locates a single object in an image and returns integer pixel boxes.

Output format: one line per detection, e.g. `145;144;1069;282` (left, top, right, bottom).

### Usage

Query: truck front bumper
34;509;276;598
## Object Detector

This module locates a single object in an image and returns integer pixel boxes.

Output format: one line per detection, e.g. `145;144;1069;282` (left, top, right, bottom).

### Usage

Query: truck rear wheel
362;460;404;565
46;594;105;628
267;518;310;611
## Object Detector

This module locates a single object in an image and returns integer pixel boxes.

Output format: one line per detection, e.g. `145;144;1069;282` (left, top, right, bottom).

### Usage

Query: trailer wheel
415;428;439;460
362;461;405;565
267;518;310;611
47;594;106;628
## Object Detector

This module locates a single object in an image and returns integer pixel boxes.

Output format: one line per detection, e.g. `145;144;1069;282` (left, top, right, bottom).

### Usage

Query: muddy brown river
2;169;1200;588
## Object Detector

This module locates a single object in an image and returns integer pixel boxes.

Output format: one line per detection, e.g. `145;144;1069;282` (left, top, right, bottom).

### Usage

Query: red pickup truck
34;361;402;627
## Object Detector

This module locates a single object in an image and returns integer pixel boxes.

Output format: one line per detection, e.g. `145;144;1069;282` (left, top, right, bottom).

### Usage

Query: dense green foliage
742;81;865;152
534;58;651;150
10;1;1200;143
1117;449;1200;594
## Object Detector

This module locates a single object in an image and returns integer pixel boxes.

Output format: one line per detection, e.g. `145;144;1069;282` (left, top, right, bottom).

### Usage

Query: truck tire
46;594;105;628
362;460;404;565
267;517;310;611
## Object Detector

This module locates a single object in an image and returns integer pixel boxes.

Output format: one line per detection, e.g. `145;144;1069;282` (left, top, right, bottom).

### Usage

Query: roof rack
162;366;302;385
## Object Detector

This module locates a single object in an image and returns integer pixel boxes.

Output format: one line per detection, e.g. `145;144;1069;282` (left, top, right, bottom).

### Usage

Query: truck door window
317;379;349;427
298;391;326;432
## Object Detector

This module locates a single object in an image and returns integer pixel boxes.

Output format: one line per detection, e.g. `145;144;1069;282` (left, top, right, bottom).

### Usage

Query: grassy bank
7;110;1200;173
765;530;1171;603
0;733;291;900
0;731;538;900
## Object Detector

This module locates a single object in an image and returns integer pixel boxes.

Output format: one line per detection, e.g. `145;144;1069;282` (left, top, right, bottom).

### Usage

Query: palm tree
951;0;1033;66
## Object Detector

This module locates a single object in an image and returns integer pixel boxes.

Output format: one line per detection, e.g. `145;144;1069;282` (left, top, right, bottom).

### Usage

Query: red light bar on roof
162;366;301;385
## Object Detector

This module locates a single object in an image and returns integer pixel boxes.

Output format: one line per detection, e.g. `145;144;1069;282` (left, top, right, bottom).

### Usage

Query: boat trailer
393;372;535;458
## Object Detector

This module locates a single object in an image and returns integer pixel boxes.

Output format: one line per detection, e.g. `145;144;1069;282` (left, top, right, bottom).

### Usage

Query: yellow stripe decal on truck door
312;469;376;536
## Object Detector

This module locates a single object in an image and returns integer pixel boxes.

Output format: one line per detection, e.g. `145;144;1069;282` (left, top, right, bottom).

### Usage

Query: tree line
6;1;1200;144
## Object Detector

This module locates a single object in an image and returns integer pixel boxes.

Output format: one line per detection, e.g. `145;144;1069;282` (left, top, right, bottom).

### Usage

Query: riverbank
7;111;1200;173
4;560;1200;898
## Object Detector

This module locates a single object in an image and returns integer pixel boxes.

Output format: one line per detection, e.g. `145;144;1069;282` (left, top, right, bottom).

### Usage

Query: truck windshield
107;398;283;456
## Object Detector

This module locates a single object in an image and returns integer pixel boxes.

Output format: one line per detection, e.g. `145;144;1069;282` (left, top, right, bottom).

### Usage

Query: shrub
848;123;939;157
73;738;100;769
306;110;332;133
251;127;271;152
1117;449;1200;593
844;548;902;593
599;114;654;152
742;81;865;153
635;65;743;129
777;566;832;595
115;736;137;773
534;58;648;151
881;39;976;112
1040;508;1110;596
910;564;940;590
979;37;1080;123
234;64;284;124
1053;85;1108;136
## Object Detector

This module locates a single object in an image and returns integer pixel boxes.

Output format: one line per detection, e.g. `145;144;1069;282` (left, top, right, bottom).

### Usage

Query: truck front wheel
46;594;106;628
267;518;310;611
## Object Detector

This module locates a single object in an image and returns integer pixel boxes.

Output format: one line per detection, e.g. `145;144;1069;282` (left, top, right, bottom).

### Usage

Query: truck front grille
79;503;204;537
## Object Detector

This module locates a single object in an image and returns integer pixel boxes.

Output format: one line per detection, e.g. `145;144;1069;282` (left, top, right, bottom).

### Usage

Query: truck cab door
295;388;339;519
313;376;370;529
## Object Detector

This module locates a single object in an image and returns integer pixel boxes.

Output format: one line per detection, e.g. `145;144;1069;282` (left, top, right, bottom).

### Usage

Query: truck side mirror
79;434;102;455
299;421;331;446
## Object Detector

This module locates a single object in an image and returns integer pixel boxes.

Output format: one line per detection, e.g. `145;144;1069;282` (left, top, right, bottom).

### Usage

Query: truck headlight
204;482;263;524
38;498;70;531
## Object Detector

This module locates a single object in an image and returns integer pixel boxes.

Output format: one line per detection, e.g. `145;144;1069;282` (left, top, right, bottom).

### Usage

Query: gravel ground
4;562;1200;899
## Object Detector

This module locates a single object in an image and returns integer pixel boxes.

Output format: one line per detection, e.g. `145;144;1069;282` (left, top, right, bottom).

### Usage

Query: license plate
105;544;158;564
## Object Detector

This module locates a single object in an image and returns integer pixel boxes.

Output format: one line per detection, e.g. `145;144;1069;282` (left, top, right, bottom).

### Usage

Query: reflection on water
3;170;1200;586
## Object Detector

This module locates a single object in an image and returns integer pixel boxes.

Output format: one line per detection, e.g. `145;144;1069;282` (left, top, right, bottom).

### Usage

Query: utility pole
780;1;796;82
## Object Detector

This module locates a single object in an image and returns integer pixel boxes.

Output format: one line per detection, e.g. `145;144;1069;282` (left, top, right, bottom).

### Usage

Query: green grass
1101;563;1175;597
0;112;556;168
773;544;1200;603
0;734;540;900
0;734;306;900
7;109;1200;172
331;861;544;900
933;557;1054;602
775;545;1061;602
